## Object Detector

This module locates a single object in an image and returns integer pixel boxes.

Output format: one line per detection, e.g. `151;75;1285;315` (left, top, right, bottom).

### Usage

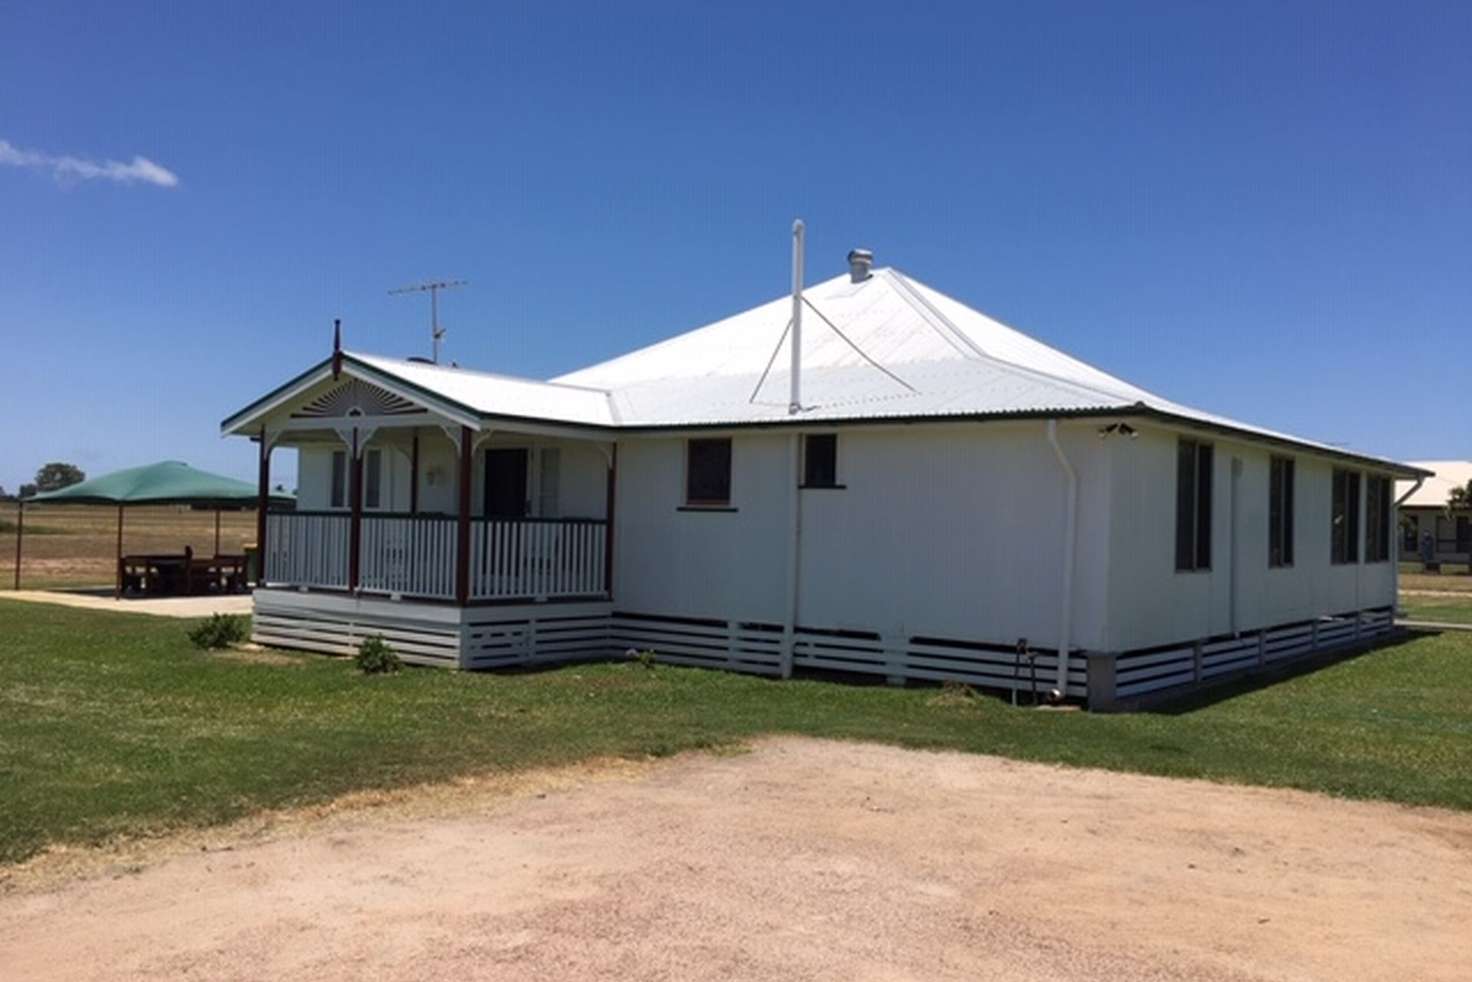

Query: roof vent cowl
848;248;874;283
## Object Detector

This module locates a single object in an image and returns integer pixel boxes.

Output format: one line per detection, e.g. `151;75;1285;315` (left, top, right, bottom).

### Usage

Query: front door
483;448;529;518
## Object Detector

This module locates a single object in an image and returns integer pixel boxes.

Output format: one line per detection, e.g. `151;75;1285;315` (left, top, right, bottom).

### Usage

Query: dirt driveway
3;738;1469;981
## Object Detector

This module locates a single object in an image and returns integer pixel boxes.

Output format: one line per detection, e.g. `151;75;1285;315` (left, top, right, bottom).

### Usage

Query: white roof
554;268;1158;419
226;265;1423;475
1397;461;1472;508
348;352;618;427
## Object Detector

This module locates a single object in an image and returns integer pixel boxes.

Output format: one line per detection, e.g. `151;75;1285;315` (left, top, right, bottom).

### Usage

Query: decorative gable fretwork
291;379;425;419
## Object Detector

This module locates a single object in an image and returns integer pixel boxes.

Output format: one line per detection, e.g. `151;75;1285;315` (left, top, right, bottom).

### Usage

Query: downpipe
781;431;803;679
1045;420;1078;702
1392;477;1425;617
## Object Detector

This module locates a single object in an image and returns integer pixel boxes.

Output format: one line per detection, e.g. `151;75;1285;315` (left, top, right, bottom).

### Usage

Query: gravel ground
2;737;1469;982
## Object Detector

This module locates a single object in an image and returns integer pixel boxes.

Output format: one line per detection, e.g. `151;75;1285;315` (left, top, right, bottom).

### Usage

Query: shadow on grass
1142;629;1437;716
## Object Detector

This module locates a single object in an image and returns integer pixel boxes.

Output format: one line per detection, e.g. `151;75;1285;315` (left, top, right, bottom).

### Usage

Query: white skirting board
251;589;612;669
252;589;465;666
251;590;1391;705
608;612;1090;698
1112;607;1395;700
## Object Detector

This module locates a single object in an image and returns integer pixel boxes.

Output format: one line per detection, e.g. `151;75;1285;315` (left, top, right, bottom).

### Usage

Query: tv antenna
388;279;467;363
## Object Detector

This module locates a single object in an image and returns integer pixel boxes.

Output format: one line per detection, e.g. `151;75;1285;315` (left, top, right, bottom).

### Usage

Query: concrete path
1396;618;1472;632
0;590;251;619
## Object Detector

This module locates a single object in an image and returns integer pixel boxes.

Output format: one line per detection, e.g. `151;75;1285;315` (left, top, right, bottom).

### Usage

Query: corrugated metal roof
548;268;1420;474
226;265;1424;475
1397;461;1472;508
348;352;619;428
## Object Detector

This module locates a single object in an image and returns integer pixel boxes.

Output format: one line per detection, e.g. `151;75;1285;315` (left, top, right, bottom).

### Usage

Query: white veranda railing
264;512;607;601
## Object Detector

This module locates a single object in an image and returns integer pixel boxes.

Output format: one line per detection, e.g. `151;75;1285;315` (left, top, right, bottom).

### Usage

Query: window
1268;456;1295;567
685;438;732;506
1365;475;1391;563
330;450;347;508
1175;438;1213;571
1331;468;1361;564
802;434;839;488
1459;516;1472;554
364;449;383;510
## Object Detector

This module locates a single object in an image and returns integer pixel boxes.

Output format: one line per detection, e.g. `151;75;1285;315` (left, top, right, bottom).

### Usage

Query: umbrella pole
214;508;221;557
12;498;22;591
115;504;124;600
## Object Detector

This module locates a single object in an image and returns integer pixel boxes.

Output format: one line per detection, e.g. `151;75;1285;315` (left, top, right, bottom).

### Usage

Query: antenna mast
388;279;467;363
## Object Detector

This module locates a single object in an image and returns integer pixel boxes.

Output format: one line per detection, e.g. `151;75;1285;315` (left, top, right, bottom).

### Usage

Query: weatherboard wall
612;421;1111;653
1104;424;1397;652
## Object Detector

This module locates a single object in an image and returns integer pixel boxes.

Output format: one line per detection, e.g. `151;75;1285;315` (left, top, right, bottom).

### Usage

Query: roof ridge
347;350;612;396
881;269;1155;410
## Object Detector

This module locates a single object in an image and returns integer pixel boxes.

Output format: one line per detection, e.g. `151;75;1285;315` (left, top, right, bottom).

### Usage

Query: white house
223;240;1426;707
1397;461;1472;568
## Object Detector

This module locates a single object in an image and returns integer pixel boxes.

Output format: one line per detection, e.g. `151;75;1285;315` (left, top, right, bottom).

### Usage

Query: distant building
1397;461;1472;567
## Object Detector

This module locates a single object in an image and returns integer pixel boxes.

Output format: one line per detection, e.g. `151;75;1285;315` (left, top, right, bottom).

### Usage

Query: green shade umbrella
17;461;293;595
31;460;292;507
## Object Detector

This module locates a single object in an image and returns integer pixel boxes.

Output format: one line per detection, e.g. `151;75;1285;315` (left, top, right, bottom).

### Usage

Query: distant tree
1449;480;1472;511
0;485;7;501
34;462;85;493
18;483;37;499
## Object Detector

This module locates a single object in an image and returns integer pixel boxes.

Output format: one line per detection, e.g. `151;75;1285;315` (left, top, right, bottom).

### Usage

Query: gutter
1045;420;1079;700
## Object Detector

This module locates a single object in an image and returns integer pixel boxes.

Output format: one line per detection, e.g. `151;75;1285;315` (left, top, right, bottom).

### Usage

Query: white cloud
0;138;179;188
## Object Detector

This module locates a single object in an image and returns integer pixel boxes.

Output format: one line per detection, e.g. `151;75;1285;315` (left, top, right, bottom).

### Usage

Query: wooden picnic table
120;549;247;596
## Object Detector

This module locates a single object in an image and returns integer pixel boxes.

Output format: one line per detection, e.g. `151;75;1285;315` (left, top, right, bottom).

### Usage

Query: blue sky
2;1;1468;492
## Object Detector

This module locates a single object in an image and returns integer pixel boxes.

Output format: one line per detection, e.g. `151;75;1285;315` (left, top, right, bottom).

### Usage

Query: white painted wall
614;421;1112;650
296;445;335;510
1104;424;1397;651
614;432;792;623
470;434;609;519
293;428;608;520
289;413;1400;658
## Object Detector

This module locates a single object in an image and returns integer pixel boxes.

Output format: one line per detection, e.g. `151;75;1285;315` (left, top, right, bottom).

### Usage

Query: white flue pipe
789;219;805;415
1046;420;1078;700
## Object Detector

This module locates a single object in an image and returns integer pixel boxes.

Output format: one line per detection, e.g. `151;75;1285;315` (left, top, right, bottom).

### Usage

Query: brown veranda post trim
455;425;472;605
409;430;420;515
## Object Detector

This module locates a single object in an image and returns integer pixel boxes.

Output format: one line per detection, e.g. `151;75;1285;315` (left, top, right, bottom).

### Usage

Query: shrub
188;614;249;650
356;635;402;674
626;647;657;670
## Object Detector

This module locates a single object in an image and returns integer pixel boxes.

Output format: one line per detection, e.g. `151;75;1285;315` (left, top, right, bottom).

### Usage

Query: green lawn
1401;570;1472;592
1401;597;1472;625
2;599;1470;865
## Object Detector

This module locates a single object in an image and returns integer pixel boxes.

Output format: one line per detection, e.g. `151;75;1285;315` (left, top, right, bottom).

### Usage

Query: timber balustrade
263;511;609;602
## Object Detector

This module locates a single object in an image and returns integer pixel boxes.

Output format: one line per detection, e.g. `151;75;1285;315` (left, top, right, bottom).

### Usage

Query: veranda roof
30;461;292;507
